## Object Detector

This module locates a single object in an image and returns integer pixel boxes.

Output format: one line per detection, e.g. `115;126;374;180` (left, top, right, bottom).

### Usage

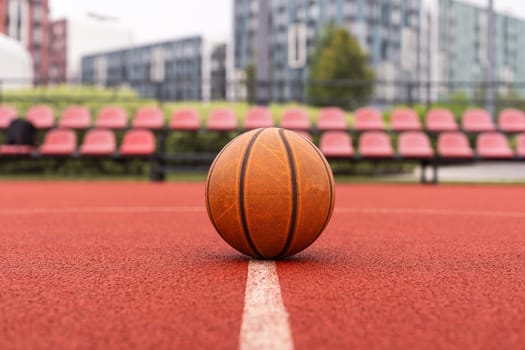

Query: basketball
205;127;335;259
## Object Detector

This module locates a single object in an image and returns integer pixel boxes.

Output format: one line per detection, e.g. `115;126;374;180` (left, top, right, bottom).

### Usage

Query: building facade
233;0;439;103
81;36;227;101
48;15;133;84
0;0;49;83
438;0;525;97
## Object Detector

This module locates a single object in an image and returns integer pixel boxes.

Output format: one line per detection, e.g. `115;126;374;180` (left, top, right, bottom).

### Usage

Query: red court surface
1;182;524;349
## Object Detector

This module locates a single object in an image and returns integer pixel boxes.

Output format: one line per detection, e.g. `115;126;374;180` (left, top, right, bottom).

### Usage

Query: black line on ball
276;129;298;258
305;138;335;241
239;129;265;259
206;140;236;242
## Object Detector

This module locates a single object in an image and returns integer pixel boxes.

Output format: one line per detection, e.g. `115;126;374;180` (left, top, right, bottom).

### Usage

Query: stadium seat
26;105;54;129
437;132;474;158
358;131;394;158
426;108;458;132
476;132;514;159
170;108;201;131
294;130;313;141
132;106;164;129
120;129;156;156
398;132;434;159
317;107;348;131
59;106;91;129
498;109;525;132
39;129;77;155
517;134;525;158
320;131;354;158
0;145;34;155
354;107;384;131
280;108;311;131
206;108;237;131
462;108;495;132
80;129;116;156
0;105;17;129
390;108;421;131
244;107;273;130
95;106;128;129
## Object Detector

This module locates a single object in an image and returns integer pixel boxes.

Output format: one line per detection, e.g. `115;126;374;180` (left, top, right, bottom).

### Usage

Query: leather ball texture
205;127;335;259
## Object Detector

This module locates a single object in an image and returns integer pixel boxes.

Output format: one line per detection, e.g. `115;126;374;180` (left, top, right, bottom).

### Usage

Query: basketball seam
276;129;298;259
206;141;236;242
239;129;266;259
305;139;335;243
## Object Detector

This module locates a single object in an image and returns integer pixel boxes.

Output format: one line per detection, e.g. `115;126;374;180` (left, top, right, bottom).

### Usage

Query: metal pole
486;0;495;120
255;0;271;106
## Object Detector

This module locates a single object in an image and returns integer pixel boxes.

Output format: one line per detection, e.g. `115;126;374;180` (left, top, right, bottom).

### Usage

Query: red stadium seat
95;107;128;129
390;108;421;131
426;109;458;132
39;129;76;155
476;132;514;159
120;130;156;156
0;105;17;129
132;106;164;129
320;131;354;158
0;145;34;155
280;108;311;131
294;131;312;141
354;107;384;131
517;134;525;158
207;108;237;131
437;132;474;158
26;105;54;129
498;109;525;132
398;132;433;159
317;107;348;131
80;129;116;156
462;109;495;132
170;108;201;131
59;106;91;129
244;107;273;130
358;132;394;158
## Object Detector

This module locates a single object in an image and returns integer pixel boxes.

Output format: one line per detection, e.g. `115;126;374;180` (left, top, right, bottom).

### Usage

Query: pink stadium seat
170;108;201;131
437;132;474;158
207;108;237;131
26;105;54;129
358;132;394;158
132;107;164;129
426;109;458;132
462;109;495;132
390;108;421;131
317;107;348;131
320;131;354;158
398;132;434;159
0;145;34;155
120;130;156;156
244;107;273;130
498;109;525;132
59;106;91;129
95;107;128;129
294;131;312;141
354;107;384;131
80;129;116;156
476;132;514;159
280;108;311;131
39;129;76;155
0;105;17;129
517;134;525;158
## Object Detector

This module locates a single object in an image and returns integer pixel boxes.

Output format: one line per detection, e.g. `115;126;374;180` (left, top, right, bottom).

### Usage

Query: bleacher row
1;104;525;182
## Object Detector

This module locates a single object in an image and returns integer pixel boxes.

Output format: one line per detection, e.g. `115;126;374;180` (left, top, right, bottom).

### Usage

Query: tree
307;25;375;108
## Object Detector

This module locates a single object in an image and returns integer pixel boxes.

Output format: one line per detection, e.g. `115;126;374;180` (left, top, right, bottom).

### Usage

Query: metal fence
2;77;525;114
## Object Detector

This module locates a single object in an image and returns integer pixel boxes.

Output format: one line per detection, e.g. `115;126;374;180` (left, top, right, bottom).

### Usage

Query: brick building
0;0;50;83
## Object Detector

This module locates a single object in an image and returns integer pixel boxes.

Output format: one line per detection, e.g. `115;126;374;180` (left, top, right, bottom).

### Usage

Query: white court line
0;206;524;219
240;260;294;350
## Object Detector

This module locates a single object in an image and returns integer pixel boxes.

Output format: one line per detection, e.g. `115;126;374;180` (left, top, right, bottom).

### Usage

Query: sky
51;0;525;45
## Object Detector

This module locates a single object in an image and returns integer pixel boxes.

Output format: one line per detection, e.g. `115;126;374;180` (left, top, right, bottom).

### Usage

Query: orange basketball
205;127;335;259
